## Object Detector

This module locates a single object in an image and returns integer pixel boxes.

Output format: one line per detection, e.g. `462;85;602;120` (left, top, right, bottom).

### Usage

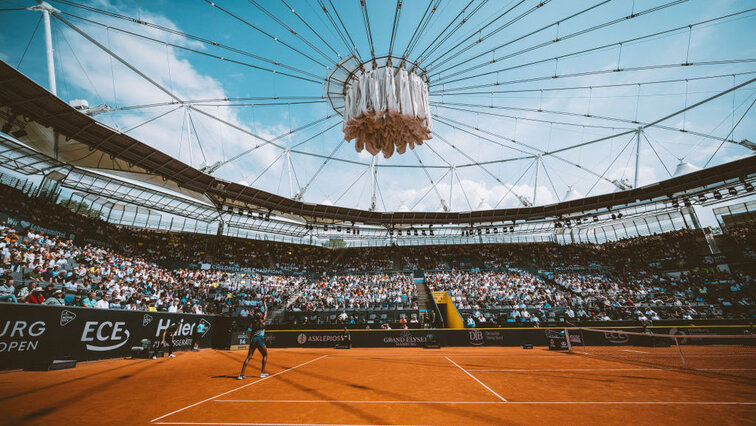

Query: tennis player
154;322;179;359
337;327;351;349
237;300;268;380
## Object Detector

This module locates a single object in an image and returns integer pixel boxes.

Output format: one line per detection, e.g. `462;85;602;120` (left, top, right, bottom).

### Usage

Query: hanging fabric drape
342;64;432;159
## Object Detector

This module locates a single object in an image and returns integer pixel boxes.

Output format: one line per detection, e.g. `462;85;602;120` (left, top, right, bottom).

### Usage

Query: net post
673;335;687;369
579;327;587;354
564;328;572;351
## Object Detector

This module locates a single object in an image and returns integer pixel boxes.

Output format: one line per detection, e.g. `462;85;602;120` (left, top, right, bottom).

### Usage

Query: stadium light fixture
728;187;737;196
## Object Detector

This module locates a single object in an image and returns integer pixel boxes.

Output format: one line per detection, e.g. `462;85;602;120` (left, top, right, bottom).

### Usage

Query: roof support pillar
369;156;377;211
533;155;541;205
29;2;59;95
285;149;294;198
634;127;642;188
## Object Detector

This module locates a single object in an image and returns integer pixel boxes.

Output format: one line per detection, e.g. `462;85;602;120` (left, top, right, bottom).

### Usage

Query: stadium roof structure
0;1;754;246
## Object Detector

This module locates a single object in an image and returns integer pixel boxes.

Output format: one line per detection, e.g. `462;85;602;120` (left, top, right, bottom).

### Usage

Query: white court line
468;368;756;372
501;402;756;405
214;400;508;404
621;349;649;354
445;357;507;402
150;355;328;423
577;354;756;359
154;423;421;425
328;353;756;360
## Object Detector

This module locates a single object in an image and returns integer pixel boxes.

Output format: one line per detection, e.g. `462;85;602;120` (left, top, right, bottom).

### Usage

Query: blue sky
0;0;754;215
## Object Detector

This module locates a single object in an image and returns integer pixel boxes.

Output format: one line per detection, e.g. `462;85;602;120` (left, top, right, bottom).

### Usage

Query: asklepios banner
0;304;214;369
262;326;749;348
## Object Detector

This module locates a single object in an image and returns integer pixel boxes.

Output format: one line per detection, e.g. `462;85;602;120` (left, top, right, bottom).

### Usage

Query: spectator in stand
82;291;97;308
41;283;54;300
68;294;83;307
26;287;45;304
466;316;476;328
399;315;407;329
95;294;110;309
45;290;65;305
16;281;33;302
565;308;575;320
0;278;17;303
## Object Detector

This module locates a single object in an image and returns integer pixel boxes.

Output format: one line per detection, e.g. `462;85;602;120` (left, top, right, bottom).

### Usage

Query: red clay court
1;345;754;425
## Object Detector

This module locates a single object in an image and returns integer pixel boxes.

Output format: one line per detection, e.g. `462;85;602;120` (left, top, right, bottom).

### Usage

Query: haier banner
0;304;215;370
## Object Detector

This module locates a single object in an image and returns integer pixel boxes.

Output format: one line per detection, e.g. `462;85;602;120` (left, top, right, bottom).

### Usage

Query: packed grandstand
1;180;753;328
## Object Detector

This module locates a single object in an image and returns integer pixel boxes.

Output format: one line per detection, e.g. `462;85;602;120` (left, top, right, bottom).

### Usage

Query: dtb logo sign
468;330;485;346
81;321;131;351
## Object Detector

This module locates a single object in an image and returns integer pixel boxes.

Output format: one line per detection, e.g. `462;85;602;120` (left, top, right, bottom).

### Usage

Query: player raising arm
237;299;268;379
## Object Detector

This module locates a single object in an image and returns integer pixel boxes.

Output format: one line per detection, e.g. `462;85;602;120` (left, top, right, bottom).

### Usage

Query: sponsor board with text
0;304;215;369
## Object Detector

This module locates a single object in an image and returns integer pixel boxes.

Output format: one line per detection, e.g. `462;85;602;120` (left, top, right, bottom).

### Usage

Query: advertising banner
0;304;215;370
263;326;748;349
265;329;540;348
0;212;71;239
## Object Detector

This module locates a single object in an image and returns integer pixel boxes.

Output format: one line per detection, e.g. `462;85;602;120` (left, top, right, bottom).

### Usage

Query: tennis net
565;327;756;370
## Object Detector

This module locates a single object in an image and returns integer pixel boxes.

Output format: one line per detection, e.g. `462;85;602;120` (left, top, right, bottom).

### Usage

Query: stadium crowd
0;182;753;325
0;221;303;315
288;273;416;311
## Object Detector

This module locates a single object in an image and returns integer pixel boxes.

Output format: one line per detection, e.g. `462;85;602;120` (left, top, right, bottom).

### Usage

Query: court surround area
1;346;754;425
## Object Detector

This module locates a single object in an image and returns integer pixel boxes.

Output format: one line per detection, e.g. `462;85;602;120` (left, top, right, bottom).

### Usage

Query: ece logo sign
80;321;131;352
603;331;630;344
